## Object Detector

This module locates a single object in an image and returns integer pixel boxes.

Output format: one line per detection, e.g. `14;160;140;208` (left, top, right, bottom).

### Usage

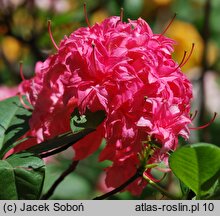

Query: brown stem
41;160;79;200
93;170;142;200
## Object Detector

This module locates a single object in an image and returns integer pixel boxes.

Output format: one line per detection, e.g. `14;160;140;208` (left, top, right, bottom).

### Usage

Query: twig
143;174;181;200
93;170;142;200
41;160;79;200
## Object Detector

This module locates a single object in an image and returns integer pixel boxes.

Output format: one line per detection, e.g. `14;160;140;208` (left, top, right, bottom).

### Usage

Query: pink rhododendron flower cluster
19;16;193;195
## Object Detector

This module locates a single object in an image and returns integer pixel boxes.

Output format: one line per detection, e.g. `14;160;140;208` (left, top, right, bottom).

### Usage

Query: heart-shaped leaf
169;143;220;199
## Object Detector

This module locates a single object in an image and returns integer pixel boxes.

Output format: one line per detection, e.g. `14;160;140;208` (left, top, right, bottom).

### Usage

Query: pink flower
19;16;193;195
0;85;18;101
96;172;114;194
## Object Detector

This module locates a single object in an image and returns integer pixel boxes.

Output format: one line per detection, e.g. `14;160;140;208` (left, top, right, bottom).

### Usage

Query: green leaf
0;96;32;158
0;152;45;200
27;130;93;157
207;178;220;199
70;108;106;133
204;177;220;199
27;109;105;157
0;160;18;199
169;143;220;199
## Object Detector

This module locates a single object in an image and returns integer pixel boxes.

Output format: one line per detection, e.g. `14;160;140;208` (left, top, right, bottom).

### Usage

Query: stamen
83;3;91;27
19;94;33;110
120;8;124;22
19;61;25;81
92;42;97;71
177;51;187;68
159;13;177;38
47;20;59;50
173;51;187;72
179;43;195;68
190;112;217;130
190;110;198;121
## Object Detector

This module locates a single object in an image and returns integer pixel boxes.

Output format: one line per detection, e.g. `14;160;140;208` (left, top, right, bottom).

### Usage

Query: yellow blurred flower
142;0;172;15
153;0;172;6
165;20;204;72
1;36;21;62
90;9;109;25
